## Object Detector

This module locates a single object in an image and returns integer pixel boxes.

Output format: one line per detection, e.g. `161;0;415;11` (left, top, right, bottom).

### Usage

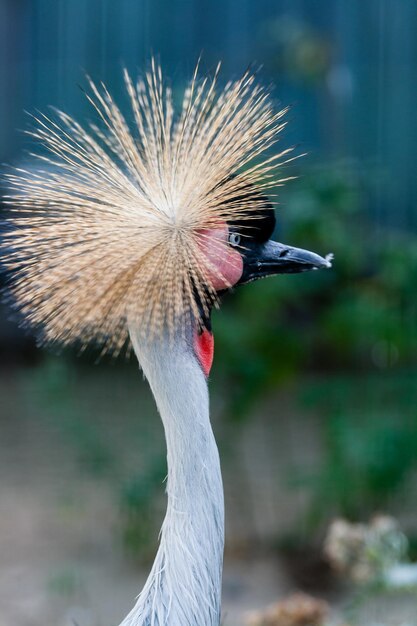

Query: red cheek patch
198;224;243;290
194;328;214;377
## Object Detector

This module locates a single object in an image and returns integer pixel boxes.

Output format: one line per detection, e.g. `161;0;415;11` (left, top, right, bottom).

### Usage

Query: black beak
238;240;333;285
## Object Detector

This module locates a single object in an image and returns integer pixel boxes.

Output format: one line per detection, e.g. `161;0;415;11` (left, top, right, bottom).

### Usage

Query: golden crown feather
1;61;292;355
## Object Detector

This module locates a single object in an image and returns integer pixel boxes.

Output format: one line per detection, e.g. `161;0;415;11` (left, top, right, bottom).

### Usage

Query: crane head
231;206;332;285
194;196;332;376
198;192;331;295
2;64;332;361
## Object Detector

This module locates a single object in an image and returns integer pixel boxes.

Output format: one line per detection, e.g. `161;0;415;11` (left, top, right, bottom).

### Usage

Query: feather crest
1;62;290;354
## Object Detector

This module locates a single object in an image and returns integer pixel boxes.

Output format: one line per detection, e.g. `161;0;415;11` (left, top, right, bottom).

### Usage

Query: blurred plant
215;161;417;534
245;592;329;626
47;567;82;598
324;517;417;626
19;356;167;557
298;373;417;526
22;356;115;475
120;456;167;559
215;163;417;416
324;516;408;584
259;16;332;85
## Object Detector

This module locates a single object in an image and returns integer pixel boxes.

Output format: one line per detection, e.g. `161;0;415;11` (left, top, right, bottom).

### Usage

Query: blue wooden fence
0;0;416;227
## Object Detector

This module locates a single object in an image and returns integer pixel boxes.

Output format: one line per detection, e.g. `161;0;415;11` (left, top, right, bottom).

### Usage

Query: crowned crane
1;62;332;626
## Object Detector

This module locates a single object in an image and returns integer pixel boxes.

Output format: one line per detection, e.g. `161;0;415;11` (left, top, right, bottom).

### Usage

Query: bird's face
229;206;332;285
194;202;332;377
199;205;331;292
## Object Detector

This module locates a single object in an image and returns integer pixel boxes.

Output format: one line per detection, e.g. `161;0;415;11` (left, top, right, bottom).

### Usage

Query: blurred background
1;1;417;625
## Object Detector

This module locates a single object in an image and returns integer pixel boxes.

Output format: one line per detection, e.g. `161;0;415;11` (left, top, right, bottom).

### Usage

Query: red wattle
194;329;214;377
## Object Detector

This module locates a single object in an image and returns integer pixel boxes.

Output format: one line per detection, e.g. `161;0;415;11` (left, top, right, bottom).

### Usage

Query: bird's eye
228;232;241;247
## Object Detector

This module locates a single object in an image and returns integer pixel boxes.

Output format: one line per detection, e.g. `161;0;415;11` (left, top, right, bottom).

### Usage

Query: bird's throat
194;328;214;377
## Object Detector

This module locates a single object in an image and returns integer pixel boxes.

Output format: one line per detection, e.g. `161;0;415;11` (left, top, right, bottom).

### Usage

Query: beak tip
323;252;334;269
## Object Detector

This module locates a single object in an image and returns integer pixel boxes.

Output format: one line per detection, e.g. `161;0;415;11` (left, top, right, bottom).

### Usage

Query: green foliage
259;16;332;84
47;568;81;597
215;162;417;526
22;357;114;476
120;457;167;558
19;357;167;557
299;373;417;526
215;163;417;416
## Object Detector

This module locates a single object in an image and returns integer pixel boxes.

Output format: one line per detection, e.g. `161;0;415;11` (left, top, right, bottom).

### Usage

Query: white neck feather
119;324;224;626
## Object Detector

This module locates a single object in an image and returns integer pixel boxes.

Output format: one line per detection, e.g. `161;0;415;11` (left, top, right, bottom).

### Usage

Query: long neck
120;324;224;626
